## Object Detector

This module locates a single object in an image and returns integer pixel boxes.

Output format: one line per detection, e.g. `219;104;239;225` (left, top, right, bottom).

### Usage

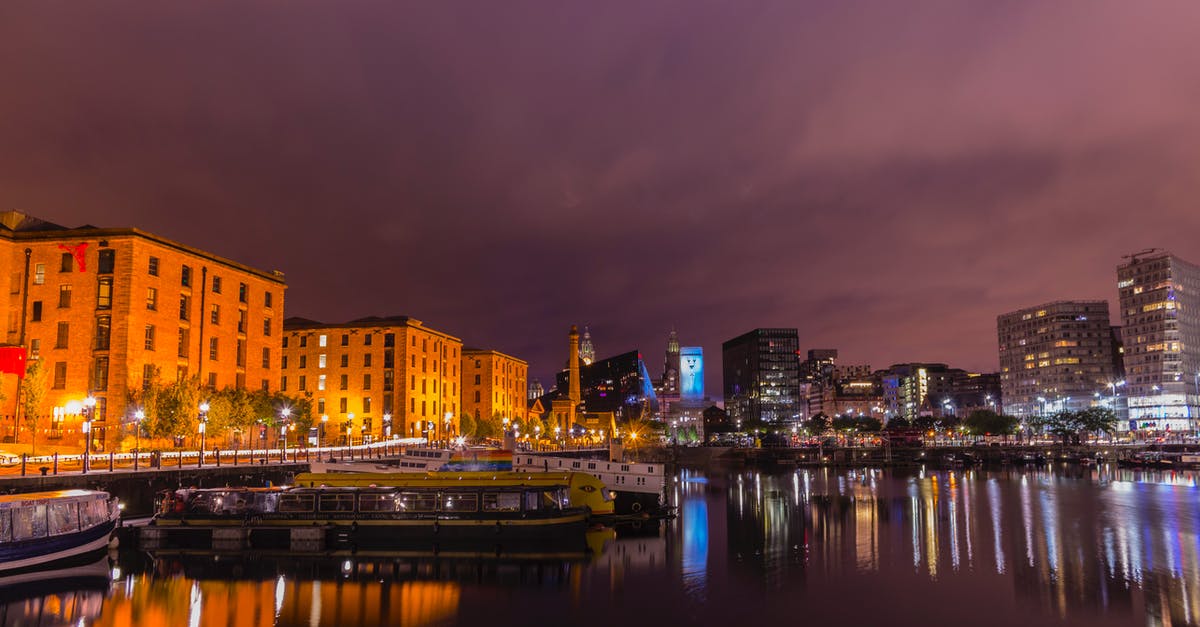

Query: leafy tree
963;410;1019;436
855;416;883;432
525;414;545;438
459;412;476;439
152;376;202;440
1075;407;1117;439
831;415;858;432
19;359;48;454
1045;410;1082;444
912;415;940;431
805;413;830;434
886;417;912;429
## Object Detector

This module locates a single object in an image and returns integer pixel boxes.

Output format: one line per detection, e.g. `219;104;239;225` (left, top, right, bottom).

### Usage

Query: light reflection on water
3;465;1199;627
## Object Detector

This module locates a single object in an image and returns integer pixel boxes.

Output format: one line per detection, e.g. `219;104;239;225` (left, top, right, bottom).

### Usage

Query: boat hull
0;520;116;575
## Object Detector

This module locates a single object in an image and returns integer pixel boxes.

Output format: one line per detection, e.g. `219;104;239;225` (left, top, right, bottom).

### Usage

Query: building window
364;353;372;367
363;397;372;414
55;322;69;349
53;362;67;389
29;338;39;359
340;398;348;413
281;376;288;391
33;263;45;285
58;285;71;308
261;379;269;392
474;374;481;385
299;375;307;391
363;374;371;390
177;327;189;358
264;291;273;308
318;354;327;368
97;250;115;274
145;325;156;350
210;304;220;325
236;339;245;367
340;374;348;390
281;355;288;369
238;310;246;334
181;265;191;287
97;278;113;310
364;334;372;346
60;252;73;272
299;355;307;368
340;354;348;368
341;334;349;347
299;336;307;348
238;282;247;303
384;370;393;391
474;391;480;402
146;287;158;311
384;333;395;347
143;364;154;390
207;373;217;388
148;257;159;276
318;374;326;391
282;336;289;349
209;337;218;360
384;349;394;368
94;316;111;350
319;335;327;347
179;295;190;321
263;318;271;336
212;276;222;294
31;301;41;322
262;347;270;368
93;357;109;391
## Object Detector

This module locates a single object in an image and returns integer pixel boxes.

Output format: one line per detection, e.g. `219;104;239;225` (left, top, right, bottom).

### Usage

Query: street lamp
383;413;392;439
82;396;97;473
320;415;328;448
347;413;355;446
133;409;144;453
198;402;209;455
280;407;291;452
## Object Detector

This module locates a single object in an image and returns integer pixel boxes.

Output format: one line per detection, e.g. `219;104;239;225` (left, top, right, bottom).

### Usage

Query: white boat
513;454;666;514
0;490;119;573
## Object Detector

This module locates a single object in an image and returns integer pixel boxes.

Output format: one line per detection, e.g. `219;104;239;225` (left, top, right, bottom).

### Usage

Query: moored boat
0;490;119;574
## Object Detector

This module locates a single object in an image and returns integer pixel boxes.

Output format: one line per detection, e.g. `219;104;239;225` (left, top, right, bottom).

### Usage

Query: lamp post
198;402;209;459
320;415;328;448
133;409;144;453
346;413;355;446
82;396;96;473
280;407;291;455
383;413;392;439
443;411;453;447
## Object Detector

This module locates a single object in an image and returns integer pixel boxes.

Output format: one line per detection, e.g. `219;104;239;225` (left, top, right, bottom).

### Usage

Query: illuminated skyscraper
579;326;595;365
722;328;801;425
1117;250;1200;431
996;301;1117;418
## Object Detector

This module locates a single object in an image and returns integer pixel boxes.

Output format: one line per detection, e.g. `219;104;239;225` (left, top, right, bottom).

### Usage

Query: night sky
3;2;1200;395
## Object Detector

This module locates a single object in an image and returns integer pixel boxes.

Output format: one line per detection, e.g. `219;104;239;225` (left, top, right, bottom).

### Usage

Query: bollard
134;451;139;471
53;452;58;475
20;453;26;477
233;446;238;466
109;452;114;472
198;448;203;468
216;448;221;467
178;451;183;468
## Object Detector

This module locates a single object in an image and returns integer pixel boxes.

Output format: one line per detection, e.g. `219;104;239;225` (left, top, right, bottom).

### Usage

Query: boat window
398;492;437;512
12;507;34;540
31;504;48;537
523;491;540;512
540;491;561;511
279;493;316;513
0;511;10;542
441;492;478;512
252;493;280;513
482;492;521;512
319;493;356;513
49;502;79;535
359;493;399;512
86;499;107;524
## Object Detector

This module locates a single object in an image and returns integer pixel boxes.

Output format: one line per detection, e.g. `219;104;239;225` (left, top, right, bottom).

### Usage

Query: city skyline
4;3;1200;394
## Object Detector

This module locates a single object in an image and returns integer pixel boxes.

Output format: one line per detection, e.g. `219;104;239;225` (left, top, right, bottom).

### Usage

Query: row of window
283;333;460;359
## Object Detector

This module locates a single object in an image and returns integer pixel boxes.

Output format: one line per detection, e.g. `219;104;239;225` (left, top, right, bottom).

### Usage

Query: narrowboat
0;490;119;574
146;477;594;552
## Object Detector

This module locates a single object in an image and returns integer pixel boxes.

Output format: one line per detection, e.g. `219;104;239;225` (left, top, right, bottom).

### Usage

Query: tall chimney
568;325;581;406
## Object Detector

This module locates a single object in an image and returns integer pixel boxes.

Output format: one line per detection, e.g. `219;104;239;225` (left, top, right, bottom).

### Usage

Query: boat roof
293;471;578;489
0;489;108;508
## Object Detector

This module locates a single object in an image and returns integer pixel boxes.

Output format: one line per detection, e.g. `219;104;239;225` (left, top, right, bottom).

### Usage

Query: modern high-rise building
461;348;528;426
722;328;801;425
554;349;658;423
0;211;286;451
1117;250;1200;431
997;301;1118;418
281;316;461;444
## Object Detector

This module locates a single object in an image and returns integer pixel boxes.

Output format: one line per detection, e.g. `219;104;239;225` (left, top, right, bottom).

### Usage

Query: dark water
7;465;1200;627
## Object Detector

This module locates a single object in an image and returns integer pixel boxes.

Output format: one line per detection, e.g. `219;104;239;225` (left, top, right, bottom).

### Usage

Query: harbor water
7;464;1200;626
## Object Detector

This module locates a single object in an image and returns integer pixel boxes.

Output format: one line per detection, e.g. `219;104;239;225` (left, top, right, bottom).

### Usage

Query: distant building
527;378;544;401
282;316;461;444
997;300;1118;418
555;349;658;424
579;326;596;365
1117;250;1200;431
722;328;801;425
461;348;528;427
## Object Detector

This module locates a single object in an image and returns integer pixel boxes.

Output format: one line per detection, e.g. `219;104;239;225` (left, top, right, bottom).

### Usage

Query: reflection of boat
0;490;119;574
145;477;597;552
1119;451;1182;468
0;555;109;627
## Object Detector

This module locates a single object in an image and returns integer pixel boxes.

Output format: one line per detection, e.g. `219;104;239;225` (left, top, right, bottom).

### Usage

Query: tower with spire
579;326;596;365
662;328;680;395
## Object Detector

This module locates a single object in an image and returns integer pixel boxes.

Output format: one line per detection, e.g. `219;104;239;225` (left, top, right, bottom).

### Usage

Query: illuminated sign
680;347;703;400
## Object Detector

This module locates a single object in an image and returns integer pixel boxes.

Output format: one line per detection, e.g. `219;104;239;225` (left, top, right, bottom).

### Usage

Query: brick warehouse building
461;348;528;427
0;211;287;451
281;316;462;445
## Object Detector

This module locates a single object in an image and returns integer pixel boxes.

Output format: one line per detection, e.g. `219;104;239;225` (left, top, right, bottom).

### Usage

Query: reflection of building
281;316;462;443
0;211;286;450
461;348;528;426
722;328;801;425
1117;250;1200;431
997;300;1118;418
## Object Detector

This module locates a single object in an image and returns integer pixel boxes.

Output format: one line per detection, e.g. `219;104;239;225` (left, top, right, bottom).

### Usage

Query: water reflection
9;465;1200;626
